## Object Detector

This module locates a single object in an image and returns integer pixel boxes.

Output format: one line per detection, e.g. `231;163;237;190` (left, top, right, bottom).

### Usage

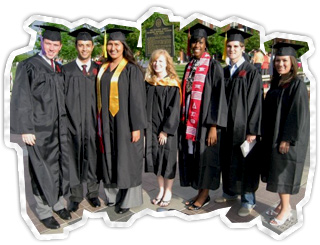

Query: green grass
174;64;186;80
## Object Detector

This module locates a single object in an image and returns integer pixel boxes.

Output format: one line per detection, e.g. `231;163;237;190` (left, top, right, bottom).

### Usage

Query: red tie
82;65;87;75
51;59;54;70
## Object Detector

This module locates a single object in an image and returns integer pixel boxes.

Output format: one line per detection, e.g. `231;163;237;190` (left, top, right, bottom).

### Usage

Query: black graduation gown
100;63;147;189
221;61;263;195
63;60;99;188
262;77;309;194
179;58;228;190
10;54;68;207
145;82;180;179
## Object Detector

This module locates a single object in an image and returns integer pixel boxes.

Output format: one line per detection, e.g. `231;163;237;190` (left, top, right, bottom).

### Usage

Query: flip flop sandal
160;200;170;207
265;209;279;216
152;198;162;205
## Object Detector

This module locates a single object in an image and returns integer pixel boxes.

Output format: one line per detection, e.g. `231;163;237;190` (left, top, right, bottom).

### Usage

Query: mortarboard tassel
40;35;46;55
103;30;107;58
222;32;227;61
38;26;46;56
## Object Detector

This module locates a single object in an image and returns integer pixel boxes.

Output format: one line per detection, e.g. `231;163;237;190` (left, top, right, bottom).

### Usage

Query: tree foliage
13;53;32;63
245;29;260;53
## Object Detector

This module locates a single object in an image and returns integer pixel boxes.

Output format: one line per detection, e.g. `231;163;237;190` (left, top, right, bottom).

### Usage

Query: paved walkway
10;134;309;236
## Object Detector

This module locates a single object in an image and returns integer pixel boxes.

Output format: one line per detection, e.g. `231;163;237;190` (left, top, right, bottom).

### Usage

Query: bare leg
276;193;291;219
270;193;291;225
160;178;174;207
152;176;164;205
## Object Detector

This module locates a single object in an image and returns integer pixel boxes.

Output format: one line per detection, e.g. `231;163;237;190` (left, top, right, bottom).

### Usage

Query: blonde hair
145;49;180;83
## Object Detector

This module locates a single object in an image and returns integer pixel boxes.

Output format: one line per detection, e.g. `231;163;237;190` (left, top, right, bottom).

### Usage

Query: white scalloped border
3;6;316;241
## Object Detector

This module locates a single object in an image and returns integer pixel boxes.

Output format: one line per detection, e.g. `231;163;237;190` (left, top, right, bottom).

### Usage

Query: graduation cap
184;23;216;39
272;42;305;58
69;27;99;42
106;28;133;42
220;28;252;43
35;25;67;41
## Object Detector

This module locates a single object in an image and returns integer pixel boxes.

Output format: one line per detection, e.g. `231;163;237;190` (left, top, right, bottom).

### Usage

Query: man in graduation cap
10;24;72;229
63;27;101;212
215;28;263;217
179;23;228;210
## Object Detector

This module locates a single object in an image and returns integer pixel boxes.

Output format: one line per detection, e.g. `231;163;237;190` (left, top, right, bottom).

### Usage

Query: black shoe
116;207;130;214
54;208;72;220
185;199;196;207
188;196;210;211
41;217;60;229
88;197;101;208
68;201;80;212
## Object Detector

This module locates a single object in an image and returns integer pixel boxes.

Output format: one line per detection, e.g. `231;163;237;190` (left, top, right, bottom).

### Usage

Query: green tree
295;41;309;57
207;27;225;59
244;29;260;53
13;53;32;63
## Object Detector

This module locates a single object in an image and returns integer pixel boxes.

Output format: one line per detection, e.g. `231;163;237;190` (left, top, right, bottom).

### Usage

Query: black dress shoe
41;217;60;229
68;201;80;212
88;197;101;208
116;208;130;214
54;208;72;220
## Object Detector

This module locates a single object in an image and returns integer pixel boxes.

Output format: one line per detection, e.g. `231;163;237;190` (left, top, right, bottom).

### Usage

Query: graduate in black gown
179;23;228;210
97;28;147;214
145;49;181;207
10;25;71;229
215;28;263;217
63;27;101;212
262;42;309;226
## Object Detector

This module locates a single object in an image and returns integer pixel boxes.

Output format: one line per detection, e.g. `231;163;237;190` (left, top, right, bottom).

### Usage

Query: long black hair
106;41;136;64
106;40;143;72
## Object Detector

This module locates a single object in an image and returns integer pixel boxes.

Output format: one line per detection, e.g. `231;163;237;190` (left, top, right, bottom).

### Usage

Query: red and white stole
182;52;211;141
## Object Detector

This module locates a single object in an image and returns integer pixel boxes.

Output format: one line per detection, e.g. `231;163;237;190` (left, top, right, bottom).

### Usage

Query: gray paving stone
10;134;311;236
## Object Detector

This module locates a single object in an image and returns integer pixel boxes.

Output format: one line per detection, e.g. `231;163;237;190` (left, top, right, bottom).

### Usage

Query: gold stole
97;58;128;116
146;76;182;104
